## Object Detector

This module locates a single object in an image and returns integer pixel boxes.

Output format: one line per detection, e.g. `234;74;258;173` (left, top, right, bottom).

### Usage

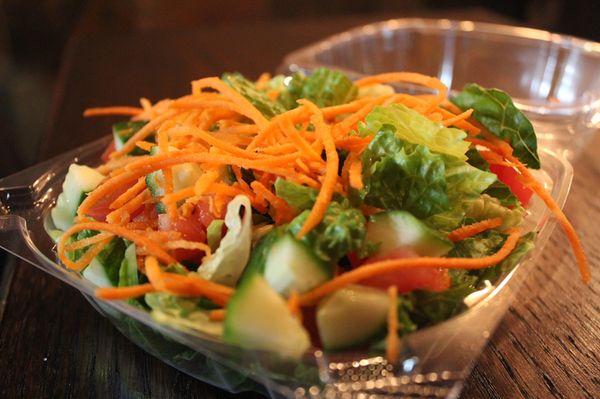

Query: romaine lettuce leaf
444;156;497;202
466;194;524;229
145;292;223;336
222;72;285;118
118;242;139;287
287;202;366;263
274;178;318;211
361;128;449;218
359;104;470;160
298;67;357;108
197;195;253;286
269;68;357;110
452;84;540;169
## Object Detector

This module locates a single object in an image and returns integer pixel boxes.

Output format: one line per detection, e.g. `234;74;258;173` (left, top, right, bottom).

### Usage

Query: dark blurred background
0;0;598;178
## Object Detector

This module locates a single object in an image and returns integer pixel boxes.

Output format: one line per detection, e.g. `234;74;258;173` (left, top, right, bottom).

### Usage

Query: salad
48;68;589;361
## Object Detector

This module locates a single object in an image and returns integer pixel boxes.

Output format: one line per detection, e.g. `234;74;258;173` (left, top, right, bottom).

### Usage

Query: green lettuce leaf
206;219;225;252
359;104;470;160
269;68;357;110
452;84;540;169
196;195;253;286
466;194;524;229
298;67;357;108
145;292;223;336
118;243;139;287
287;202;366;263
361;128;449;218
410;270;478;326
222;72;285;118
475;232;536;284
444;156;497;202
274;178;318;211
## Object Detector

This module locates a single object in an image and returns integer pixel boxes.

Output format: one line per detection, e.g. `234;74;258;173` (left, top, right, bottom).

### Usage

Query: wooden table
1;12;598;399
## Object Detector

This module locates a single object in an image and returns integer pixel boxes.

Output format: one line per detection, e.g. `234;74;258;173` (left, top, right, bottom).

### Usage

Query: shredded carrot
63;232;114;251
106;189;150;225
164;240;212;256
255;72;271;90
386;286;399;364
497;145;590;283
287;290;302;321
442;108;474;127
348;158;364;190
251;181;295;224
83;106;143;117
298;228;522;305
96;283;155;300
448;217;504;242
208;309;226;321
135;140;155;151
58;222;176;266
295;100;339;238
109;177;147;210
62;238;112;271
355;72;448;105
110;110;178;158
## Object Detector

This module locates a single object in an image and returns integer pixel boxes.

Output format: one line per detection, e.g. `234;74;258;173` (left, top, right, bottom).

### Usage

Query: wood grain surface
0;11;598;399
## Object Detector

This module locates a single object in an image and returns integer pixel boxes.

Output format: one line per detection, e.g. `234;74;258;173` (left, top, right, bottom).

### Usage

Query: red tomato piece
489;164;533;206
100;140;116;163
85;182;133;221
360;248;451;293
158;202;218;262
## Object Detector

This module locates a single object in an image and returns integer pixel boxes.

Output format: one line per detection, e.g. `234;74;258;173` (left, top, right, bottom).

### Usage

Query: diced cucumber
82;238;127;287
241;229;332;296
365;211;453;257
224;275;310;359
51;164;105;230
145;145;202;212
83;258;114;287
317;285;389;350
264;234;332;296
118;243;139;287
113;120;149;152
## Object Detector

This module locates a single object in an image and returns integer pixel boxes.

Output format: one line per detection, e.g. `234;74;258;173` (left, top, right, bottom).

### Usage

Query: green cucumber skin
366;210;453;257
240;229;332;295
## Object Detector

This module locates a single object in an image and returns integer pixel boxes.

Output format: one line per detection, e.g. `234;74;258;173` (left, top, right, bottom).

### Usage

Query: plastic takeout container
281;18;600;159
0;133;572;398
0;18;586;398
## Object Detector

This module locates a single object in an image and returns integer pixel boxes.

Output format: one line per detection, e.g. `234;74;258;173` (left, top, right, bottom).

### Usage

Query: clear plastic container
281;18;600;159
0;133;573;398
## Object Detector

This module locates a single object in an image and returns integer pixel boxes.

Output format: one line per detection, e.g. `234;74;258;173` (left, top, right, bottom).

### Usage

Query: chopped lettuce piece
118;243;139;287
466;194;524;229
359;104;470;160
197;195;253;286
410;270;478;326
361;128;449;218
287;202;366;263
206;219;225;252
452;84;540;169
475;232;536;284
146;292;223;336
222;72;285;118
297;67;357;108
274;178;318;211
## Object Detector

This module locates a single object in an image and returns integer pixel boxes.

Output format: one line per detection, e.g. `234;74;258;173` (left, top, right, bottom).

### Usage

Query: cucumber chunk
317;285;389;350
224;275;310;359
365;210;452;257
241;229;332;296
113;121;148;152
264;234;331;296
51;164;105;230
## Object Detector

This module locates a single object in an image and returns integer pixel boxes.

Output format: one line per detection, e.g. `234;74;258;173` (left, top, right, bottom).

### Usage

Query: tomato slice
489;164;533;206
359;248;451;293
100;140;116;163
